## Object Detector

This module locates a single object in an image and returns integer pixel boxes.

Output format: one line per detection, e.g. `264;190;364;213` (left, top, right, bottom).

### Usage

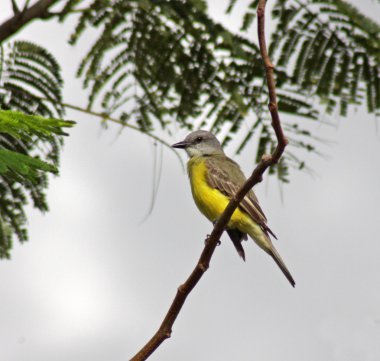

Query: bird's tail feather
269;245;296;287
246;224;295;287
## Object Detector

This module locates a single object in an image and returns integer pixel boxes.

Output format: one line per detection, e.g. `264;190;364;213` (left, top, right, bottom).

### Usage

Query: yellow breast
187;157;253;231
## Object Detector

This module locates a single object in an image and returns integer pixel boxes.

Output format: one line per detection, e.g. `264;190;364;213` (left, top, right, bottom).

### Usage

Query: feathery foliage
69;0;316;182
0;38;71;258
0;41;64;117
0;109;74;259
233;0;380;117
271;0;380;116
70;0;263;130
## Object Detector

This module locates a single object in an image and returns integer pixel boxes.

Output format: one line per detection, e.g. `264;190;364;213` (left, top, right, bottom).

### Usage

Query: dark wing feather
205;156;277;239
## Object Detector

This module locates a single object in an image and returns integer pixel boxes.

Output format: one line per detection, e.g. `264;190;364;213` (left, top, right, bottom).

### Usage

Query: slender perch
130;1;289;359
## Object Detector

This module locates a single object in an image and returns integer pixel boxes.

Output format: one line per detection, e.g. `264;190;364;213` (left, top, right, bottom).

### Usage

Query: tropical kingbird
172;130;295;287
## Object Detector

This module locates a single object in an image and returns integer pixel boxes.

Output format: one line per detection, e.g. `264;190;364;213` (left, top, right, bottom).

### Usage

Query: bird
172;130;295;287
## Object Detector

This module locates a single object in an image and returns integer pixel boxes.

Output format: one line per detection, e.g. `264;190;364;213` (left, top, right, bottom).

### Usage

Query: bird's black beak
171;140;189;149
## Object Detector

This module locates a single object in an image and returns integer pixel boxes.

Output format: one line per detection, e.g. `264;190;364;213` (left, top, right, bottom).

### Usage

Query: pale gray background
1;1;380;360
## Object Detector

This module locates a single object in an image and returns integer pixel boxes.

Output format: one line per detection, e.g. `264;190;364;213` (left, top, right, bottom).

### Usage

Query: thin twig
58;100;184;168
22;0;32;13
130;0;288;360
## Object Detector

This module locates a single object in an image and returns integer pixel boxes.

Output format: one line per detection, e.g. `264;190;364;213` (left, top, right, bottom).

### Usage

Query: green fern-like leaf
0;109;74;140
0;110;74;259
0;149;57;180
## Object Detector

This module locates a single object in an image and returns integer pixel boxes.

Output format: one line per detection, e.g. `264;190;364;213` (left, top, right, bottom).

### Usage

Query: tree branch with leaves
0;0;379;257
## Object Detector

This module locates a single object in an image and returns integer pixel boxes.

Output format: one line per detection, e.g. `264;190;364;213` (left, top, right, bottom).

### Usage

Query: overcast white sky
1;1;380;361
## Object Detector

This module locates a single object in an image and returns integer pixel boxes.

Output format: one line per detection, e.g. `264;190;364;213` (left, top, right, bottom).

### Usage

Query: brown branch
130;1;288;360
0;0;60;43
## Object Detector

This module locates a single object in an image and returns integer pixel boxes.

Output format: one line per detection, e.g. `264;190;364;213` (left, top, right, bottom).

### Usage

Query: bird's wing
205;156;277;239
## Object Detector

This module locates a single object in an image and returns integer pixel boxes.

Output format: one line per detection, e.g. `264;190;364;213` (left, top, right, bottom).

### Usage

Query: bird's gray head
171;130;224;157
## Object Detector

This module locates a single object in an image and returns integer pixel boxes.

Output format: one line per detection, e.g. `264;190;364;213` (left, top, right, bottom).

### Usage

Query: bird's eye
196;137;202;143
